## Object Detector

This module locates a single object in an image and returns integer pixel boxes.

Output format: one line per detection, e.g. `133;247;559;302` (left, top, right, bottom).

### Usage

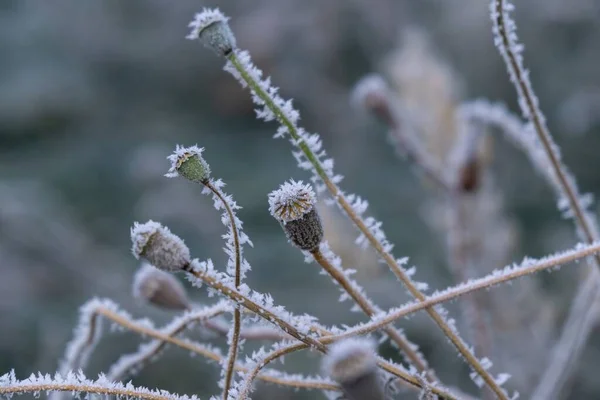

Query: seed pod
132;263;190;310
130;220;191;272
166;145;211;183
187;8;236;56
322;338;384;400
268;180;323;252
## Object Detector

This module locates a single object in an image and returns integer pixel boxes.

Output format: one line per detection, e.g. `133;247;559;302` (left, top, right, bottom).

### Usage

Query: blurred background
1;0;600;398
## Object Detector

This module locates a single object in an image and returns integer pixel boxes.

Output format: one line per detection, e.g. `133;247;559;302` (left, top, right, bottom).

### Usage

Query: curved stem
311;247;435;381
204;181;242;399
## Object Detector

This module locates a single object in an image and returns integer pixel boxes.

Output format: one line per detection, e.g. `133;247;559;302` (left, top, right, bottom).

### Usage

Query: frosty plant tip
130;220;191;272
187;8;236;56
269;180;324;252
166;145;211;183
322;338;383;400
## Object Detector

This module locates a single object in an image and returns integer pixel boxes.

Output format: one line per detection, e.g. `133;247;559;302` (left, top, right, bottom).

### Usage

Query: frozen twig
1;371;200;400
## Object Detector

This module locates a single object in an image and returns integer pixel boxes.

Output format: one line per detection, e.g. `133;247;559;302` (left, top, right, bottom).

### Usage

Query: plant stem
311;247;435;381
203;180;242;400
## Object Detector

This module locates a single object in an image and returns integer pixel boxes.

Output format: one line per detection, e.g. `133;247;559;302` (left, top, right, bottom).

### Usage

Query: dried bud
187;8;236;56
352;74;395;127
166;145;211;183
322;338;383;400
457;157;480;193
130;220;191;272
133;263;190;310
268;180;323;252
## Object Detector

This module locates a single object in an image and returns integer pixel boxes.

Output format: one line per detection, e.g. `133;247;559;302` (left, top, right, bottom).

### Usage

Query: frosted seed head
133;263;190;310
130;220;191;272
282;208;323;251
268;180;317;223
166;145;211;183
269;180;323;251
187;8;236;56
322;338;383;400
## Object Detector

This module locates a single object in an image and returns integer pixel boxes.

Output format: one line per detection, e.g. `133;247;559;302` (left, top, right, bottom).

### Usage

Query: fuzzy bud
166;145;211;183
187;8;236;56
132;263;190;310
268;180;323;252
130;220;191;272
322;338;384;400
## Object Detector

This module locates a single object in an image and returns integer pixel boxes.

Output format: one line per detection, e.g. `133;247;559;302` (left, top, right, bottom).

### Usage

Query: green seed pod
187;9;237;56
166;145;211;183
268;180;323;252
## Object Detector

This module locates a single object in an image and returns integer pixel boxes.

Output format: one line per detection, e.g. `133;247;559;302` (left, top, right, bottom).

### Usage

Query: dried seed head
132;263;190;310
268;180;323;252
166;145;211;183
187;8;236;56
268;180;317;223
130;220;191;272
322;338;383;400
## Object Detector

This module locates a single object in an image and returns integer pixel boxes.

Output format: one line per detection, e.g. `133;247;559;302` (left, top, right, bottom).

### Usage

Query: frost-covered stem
107;303;228;381
491;1;600;393
226;50;505;399
58;313;100;375
204;181;242;399
202;319;288;341
238;343;307;400
182;262;326;351
311;248;436;382
331;241;600;340
531;275;600;400
92;303;333;390
0;378;191;400
491;0;599;254
447;196;494;400
237;341;458;399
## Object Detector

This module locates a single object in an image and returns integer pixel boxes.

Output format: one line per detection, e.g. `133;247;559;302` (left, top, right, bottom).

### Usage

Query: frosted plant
4;3;600;400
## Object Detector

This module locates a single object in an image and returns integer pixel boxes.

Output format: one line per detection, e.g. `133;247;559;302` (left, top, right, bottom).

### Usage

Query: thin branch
333;241;600;341
311;244;436;381
203;180;243;399
0;372;198;400
107;302;229;381
490;2;600;393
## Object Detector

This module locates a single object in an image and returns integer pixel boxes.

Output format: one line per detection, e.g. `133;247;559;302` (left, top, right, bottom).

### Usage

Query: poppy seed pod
268;180;323;252
187;8;236;56
132;263;190;311
165;145;211;183
130;220;191;272
322;338;384;400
